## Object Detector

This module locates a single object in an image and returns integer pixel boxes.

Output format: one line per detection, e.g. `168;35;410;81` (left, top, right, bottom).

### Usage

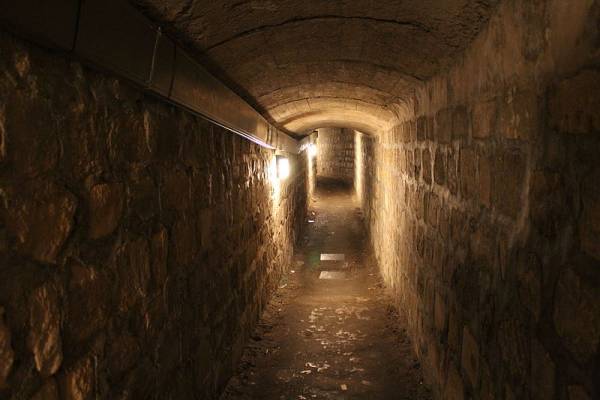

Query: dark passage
223;180;431;400
0;1;599;400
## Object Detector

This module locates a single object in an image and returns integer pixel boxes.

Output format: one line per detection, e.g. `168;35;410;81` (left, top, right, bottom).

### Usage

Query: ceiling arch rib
283;113;389;136
270;97;399;135
132;0;500;137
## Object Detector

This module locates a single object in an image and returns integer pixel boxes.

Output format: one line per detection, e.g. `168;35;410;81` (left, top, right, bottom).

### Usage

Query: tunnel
0;0;599;399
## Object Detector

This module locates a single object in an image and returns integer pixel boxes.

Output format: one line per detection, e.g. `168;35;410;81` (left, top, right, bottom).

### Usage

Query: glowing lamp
308;143;317;158
276;156;290;180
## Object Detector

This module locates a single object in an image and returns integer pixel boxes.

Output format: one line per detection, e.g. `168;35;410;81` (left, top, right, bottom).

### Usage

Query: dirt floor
221;180;432;400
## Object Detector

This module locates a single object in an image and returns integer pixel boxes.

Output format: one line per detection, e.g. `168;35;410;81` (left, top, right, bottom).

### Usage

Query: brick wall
316;128;354;183
360;1;600;399
0;32;307;399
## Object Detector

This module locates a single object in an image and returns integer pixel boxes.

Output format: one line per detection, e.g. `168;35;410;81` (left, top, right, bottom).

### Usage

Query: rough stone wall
316;128;354;184
364;1;599;399
0;32;306;399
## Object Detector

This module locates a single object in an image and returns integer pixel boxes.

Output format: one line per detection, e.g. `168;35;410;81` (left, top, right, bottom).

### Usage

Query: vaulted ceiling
133;0;499;136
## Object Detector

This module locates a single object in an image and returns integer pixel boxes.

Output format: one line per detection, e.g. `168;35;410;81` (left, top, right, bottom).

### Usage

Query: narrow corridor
0;2;598;399
223;180;431;400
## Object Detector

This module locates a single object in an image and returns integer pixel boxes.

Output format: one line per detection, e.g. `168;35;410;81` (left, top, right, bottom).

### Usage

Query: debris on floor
318;271;346;279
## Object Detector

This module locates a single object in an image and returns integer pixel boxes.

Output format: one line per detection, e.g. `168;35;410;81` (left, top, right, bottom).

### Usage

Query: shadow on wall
354;131;376;226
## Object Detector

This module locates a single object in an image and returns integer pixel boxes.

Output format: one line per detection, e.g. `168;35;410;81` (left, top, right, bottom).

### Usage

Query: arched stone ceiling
133;0;499;136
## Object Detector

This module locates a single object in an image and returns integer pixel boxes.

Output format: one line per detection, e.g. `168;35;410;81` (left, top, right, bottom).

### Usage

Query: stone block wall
316;127;354;184
0;32;307;399
360;1;600;399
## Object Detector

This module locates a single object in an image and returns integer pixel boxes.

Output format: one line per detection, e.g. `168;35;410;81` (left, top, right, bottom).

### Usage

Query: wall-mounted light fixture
308;143;317;158
276;155;290;180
